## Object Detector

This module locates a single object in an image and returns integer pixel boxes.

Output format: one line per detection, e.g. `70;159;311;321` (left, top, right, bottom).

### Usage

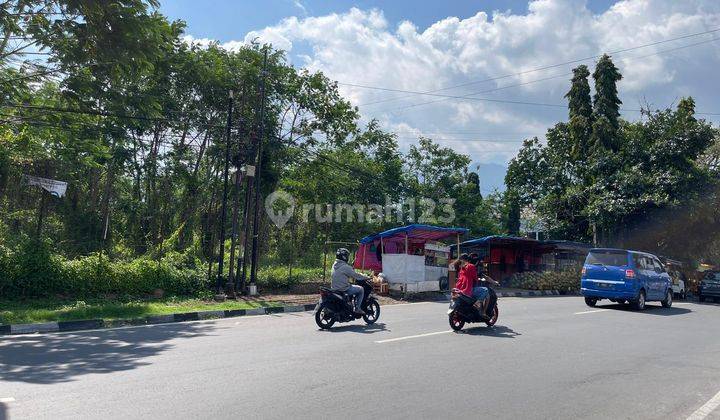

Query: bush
506;269;581;292
257;266;323;289
0;238;329;299
0;240;210;299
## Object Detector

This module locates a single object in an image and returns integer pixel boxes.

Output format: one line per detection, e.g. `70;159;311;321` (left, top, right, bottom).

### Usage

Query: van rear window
585;251;628;267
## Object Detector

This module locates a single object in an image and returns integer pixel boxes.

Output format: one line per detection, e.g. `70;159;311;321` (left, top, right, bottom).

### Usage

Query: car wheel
661;289;673;308
633;290;646;311
584;297;598;307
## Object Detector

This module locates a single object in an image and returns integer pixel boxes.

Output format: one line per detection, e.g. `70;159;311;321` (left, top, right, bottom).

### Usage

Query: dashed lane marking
375;330;452;343
574;309;610;315
687;389;720;420
0;397;15;403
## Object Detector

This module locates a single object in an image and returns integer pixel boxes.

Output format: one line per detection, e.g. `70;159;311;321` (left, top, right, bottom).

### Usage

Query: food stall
354;224;468;293
454;235;548;283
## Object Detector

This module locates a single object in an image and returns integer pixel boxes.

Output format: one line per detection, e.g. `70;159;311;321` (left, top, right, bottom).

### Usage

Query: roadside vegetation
506;269;582;294
1;1;718;312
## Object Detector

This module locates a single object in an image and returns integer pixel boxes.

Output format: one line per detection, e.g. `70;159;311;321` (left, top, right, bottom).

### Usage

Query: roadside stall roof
454;235;539;248
359;224;469;244
541;240;593;252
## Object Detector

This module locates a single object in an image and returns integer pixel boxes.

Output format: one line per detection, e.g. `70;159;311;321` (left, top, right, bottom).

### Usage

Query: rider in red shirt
455;258;476;297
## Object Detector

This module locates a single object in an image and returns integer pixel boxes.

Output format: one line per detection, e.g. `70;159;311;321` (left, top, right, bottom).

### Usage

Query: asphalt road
1;296;720;420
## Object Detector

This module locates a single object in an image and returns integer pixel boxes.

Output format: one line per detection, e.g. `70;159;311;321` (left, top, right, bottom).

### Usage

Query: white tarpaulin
23;175;68;198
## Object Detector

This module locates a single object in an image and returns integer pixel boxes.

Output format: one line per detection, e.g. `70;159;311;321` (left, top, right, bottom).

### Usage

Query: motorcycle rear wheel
486;305;499;327
449;311;465;331
315;304;336;329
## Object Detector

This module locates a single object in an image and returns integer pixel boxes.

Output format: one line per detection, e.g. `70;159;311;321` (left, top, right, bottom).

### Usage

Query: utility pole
36;189;46;239
215;89;234;295
237;163;254;293
249;49;270;292
227;91;246;297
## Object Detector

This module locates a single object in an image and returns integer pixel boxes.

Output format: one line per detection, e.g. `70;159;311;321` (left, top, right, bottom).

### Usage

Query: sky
160;0;720;193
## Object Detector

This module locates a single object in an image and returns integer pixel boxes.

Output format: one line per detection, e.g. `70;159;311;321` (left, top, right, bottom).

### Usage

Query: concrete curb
0;303;318;336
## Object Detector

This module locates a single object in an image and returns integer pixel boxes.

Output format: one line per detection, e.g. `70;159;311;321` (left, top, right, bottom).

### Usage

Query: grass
0;297;281;325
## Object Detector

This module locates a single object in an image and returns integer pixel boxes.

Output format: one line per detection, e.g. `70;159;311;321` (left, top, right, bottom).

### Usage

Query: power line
339;77;720;117
374;36;720;114
348;27;720;107
0;102;228;128
0;114;216;150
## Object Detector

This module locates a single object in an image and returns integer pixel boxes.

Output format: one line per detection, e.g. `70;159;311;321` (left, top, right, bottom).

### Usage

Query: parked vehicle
447;284;499;331
314;279;380;329
581;248;673;310
698;271;720;303
662;258;686;299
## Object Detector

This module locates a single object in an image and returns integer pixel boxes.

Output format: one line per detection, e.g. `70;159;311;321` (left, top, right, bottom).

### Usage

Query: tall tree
565;65;592;161
591;54;622;152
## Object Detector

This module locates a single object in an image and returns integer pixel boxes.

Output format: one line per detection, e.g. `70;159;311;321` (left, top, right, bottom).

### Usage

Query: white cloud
182;35;246;52
188;0;720;188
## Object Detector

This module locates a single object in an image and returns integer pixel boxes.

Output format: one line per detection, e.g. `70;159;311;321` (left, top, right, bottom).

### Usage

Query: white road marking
674;302;692;305
0;397;15;403
687;389;720;420
375;330;452;343
574;309;610;315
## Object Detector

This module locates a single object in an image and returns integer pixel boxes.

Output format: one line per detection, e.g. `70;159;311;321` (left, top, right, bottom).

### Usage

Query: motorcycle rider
331;248;369;315
456;253;494;318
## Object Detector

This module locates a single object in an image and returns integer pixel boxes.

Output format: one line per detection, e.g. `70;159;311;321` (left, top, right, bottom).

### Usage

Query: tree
565;65;592;161
591;54;622;152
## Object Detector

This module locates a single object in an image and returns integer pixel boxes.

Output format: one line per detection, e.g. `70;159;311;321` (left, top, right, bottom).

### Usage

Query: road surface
1;296;720;419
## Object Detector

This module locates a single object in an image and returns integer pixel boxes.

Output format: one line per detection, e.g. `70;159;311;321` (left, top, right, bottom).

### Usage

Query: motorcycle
314;278;381;329
447;282;499;331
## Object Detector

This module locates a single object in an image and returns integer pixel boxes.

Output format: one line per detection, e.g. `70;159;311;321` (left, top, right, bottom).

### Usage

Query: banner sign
23;175;68;198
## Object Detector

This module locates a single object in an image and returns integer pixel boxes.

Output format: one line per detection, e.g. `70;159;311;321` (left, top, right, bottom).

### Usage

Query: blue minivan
580;248;673;310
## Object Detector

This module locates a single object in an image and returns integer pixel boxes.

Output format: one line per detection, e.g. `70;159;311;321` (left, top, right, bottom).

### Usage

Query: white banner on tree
23;175;68;198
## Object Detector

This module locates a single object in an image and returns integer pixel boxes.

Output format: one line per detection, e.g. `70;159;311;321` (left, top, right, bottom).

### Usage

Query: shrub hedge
0;240;326;299
506;268;581;293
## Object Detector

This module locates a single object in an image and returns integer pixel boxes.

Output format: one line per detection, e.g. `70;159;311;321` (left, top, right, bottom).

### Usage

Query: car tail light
625;269;635;279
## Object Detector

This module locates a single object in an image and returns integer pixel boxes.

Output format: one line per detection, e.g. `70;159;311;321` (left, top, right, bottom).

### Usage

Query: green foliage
256;266;323;289
1;1;506;299
0;240;209;299
506;55;719;250
591;54;623;152
506;269;581;292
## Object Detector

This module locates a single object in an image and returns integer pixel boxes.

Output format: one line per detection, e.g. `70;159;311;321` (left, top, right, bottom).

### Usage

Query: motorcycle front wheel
363;299;380;324
315;304;336;329
449;311;465;331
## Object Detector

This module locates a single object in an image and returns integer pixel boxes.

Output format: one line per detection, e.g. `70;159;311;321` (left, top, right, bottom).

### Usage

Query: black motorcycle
447;284;499;331
314;279;381;329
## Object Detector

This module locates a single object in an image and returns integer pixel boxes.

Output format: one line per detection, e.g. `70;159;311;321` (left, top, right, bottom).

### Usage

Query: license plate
598;283;612;288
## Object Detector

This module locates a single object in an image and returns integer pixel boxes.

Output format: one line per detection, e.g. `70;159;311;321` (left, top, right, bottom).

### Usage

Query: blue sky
158;1;720;193
161;1;616;44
